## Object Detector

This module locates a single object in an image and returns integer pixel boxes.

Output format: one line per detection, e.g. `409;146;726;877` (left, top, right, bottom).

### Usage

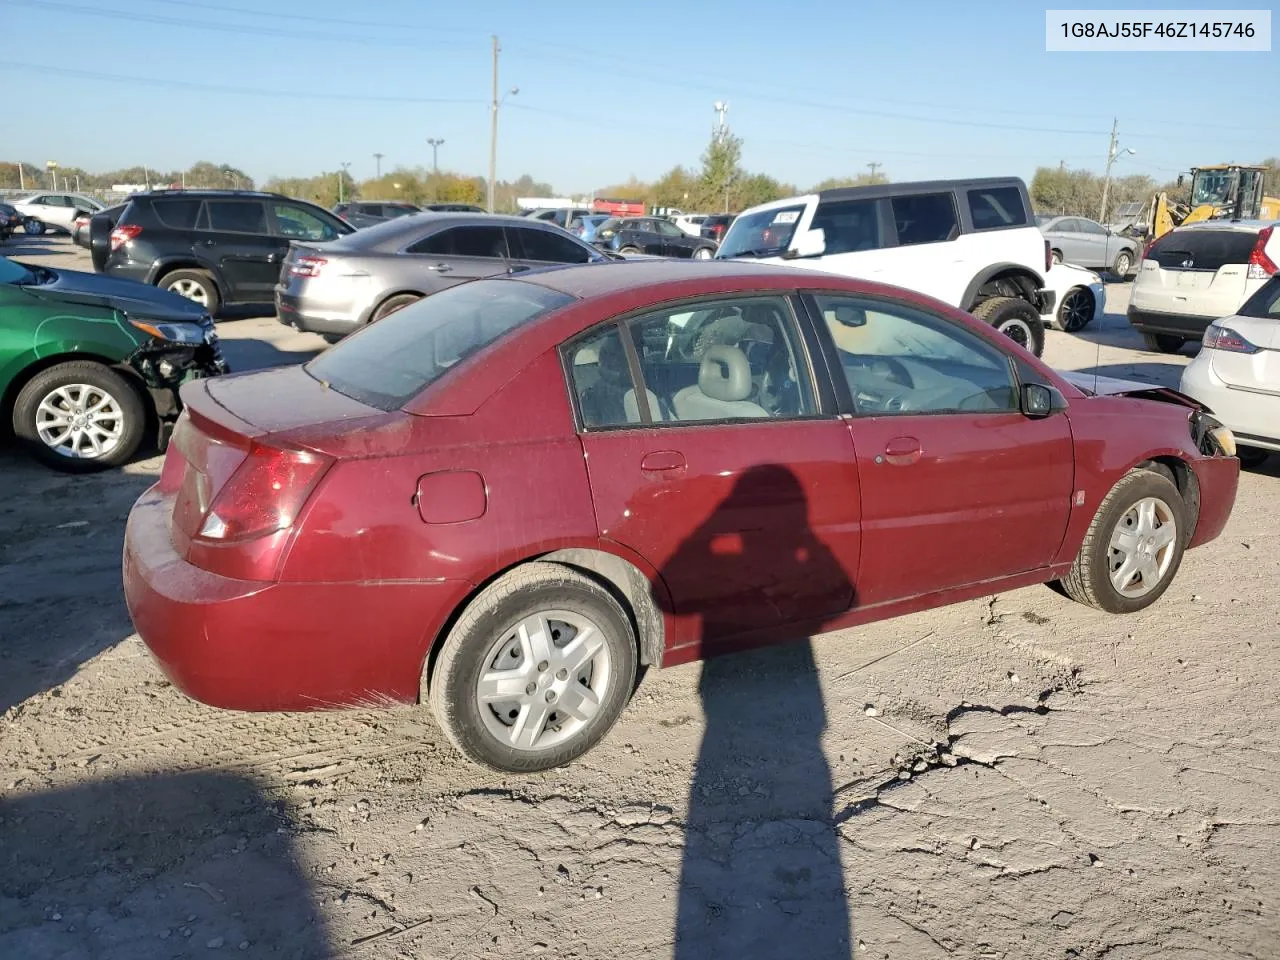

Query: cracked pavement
2;251;1278;959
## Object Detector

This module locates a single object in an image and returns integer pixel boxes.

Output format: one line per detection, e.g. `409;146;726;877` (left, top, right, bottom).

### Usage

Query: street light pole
427;138;444;173
339;161;351;204
373;153;383;179
488;35;499;214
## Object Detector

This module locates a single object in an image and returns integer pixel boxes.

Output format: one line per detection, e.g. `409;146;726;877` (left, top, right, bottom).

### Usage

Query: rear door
506;225;597;271
861;193;966;304
1137;227;1258;321
654;219;694;257
571;294;861;647
403;224;511;285
807;291;1073;605
200;200;280;302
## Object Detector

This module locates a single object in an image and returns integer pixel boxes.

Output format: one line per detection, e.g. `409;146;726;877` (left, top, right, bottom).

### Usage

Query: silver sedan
275;213;610;340
1037;215;1140;277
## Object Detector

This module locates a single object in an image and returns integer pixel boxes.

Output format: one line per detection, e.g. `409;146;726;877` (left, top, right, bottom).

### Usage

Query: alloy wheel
168;278;210;306
1058;288;1093;332
34;384;125;460
998;317;1033;350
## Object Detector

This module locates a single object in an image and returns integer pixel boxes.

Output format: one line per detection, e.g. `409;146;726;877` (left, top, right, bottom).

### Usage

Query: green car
0;255;228;471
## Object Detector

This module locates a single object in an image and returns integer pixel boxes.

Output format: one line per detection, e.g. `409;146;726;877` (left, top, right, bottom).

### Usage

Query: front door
655;219;693;257
567;294;861;647
201;199;281;302
807;292;1074;607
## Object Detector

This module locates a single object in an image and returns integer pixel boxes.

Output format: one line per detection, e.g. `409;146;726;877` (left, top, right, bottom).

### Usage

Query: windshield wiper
722;247;784;259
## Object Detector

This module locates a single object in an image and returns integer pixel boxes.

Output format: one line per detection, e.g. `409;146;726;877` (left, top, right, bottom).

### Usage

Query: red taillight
110;224;142;251
1202;324;1260;354
196;442;332;543
1247;226;1276;280
288;256;327;278
1044;239;1052;274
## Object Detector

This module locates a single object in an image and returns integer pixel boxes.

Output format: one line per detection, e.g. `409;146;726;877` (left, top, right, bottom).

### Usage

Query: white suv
1128;221;1278;354
715;178;1053;355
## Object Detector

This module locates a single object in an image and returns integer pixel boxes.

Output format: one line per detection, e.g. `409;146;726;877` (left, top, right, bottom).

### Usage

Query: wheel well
966;269;1040;311
154;261;220;293
370;290;425;321
0;353;148;431
419;549;665;698
1139;456;1201;541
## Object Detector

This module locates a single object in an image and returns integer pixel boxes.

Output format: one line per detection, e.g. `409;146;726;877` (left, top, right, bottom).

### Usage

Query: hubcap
476;610;612;751
1059;289;1092;331
169;278;210;306
999;318;1032;349
35;384;124;459
1107;496;1177;598
694;248;712;259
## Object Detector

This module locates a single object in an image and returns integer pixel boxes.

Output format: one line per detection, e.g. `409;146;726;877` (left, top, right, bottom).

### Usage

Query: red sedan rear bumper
1188;455;1239;549
122;489;472;711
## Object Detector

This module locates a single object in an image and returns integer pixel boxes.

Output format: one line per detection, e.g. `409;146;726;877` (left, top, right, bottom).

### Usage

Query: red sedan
123;261;1239;772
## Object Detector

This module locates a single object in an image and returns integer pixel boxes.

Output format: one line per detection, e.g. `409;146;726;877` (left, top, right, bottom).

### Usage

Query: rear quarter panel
1052;396;1235;564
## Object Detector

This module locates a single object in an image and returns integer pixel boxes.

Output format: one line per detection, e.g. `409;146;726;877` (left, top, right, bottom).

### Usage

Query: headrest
698;345;753;402
596;334;631;387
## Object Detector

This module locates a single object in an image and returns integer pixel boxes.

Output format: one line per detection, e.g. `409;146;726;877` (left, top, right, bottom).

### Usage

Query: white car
672;214;708;237
716;178;1053;356
1128;221;1278;354
1179;274;1280;467
11;192;105;235
1042;262;1105;332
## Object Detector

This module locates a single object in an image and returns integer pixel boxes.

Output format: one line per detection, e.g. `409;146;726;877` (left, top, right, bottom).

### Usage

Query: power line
0;61;485;105
136;0;483;36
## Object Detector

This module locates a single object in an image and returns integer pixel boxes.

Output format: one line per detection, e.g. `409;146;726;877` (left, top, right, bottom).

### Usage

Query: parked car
525;207;594;229
673;214;709;237
72;203;125;249
700;214;735;242
123;259;1239;773
1180;273;1280;467
0;203;22;243
422;203;485;213
276;212;609;340
1128;222;1278;353
569;214;612;243
1038;215;1140;277
593;217;718;259
1041;262;1105;333
333;201;421;229
716;178;1054;356
93;189;353;316
0;255;227;470
12;193;105;235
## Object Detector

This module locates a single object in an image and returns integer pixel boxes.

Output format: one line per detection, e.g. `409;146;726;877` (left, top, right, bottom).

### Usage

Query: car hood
1058;369;1206;409
33;267;209;323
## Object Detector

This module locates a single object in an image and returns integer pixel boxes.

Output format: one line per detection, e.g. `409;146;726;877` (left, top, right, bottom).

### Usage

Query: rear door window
1146;229;1258;271
890;193;959;246
407;225;508;258
510;227;594;263
359;204;383;217
967;186;1028;230
205;200;268;234
153;198;203;229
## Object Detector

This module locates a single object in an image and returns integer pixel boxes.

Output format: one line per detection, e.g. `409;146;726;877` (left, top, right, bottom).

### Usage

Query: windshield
306;279;575;410
1190;169;1237;207
0;257;38;285
715;205;805;258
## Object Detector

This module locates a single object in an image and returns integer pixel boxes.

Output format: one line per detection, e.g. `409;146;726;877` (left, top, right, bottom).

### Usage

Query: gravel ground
2;237;1277;960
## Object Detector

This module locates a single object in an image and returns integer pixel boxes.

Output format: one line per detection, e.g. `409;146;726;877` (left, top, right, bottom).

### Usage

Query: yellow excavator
1146;164;1280;241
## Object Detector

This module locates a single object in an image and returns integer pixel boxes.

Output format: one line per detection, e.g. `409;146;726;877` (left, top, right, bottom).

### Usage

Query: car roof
513;258;835;299
1168;219;1279;233
331;211;575;250
816;176;1026;204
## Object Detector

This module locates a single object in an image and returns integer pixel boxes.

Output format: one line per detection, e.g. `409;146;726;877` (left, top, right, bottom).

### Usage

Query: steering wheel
868;357;913;389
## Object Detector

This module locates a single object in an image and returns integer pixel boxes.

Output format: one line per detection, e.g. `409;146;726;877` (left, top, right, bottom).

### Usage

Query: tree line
0;160;254;192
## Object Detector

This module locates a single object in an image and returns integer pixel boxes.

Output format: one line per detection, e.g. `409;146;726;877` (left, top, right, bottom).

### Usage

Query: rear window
891;193;959;245
306;280;575;410
1146;229;1259;271
153;198;203;229
968;186;1028;230
205;200;267;234
1238;275;1280;318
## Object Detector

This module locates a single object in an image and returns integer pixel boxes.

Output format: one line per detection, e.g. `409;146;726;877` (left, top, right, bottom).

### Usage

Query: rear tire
1143;332;1185;354
427;562;638;772
1055;286;1096;333
1051;248;1063;264
619;246;642;256
1112;250;1133;278
371;293;421;322
13;361;147;472
971;296;1046;357
159;268;221;317
693;247;713;260
1057;467;1187;614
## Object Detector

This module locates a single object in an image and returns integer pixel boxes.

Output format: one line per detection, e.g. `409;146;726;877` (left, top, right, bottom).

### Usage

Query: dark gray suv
275;213;610;340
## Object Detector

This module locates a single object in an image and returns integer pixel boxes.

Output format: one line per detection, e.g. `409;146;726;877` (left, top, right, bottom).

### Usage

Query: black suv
91;190;353;316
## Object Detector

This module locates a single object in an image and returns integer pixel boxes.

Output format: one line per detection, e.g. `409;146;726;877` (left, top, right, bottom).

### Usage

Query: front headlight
1191;410;1236;457
128;317;206;344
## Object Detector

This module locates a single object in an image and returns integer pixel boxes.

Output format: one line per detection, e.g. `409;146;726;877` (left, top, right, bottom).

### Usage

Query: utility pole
427;138;444;173
16;162;23;190
339;161;351;204
488;35;499;214
867;161;881;181
373;153;384;179
1098;118;1133;223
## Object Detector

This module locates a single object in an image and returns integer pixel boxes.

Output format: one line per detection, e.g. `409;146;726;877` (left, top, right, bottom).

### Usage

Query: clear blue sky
3;0;1276;193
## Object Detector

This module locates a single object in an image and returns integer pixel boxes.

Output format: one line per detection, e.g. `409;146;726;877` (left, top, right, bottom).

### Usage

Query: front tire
1112;250;1133;278
1237;446;1272;469
693;246;713;260
1051;248;1063;264
1143;332;1185;354
1056;286;1096;333
971;296;1046;357
23;218;45;235
427;562;638;773
12;362;147;472
159;268;221;316
619;246;642;256
1057;467;1187;614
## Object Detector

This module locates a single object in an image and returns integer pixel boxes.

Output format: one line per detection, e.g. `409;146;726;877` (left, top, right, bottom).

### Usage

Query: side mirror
1021;383;1067;418
783;228;825;259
